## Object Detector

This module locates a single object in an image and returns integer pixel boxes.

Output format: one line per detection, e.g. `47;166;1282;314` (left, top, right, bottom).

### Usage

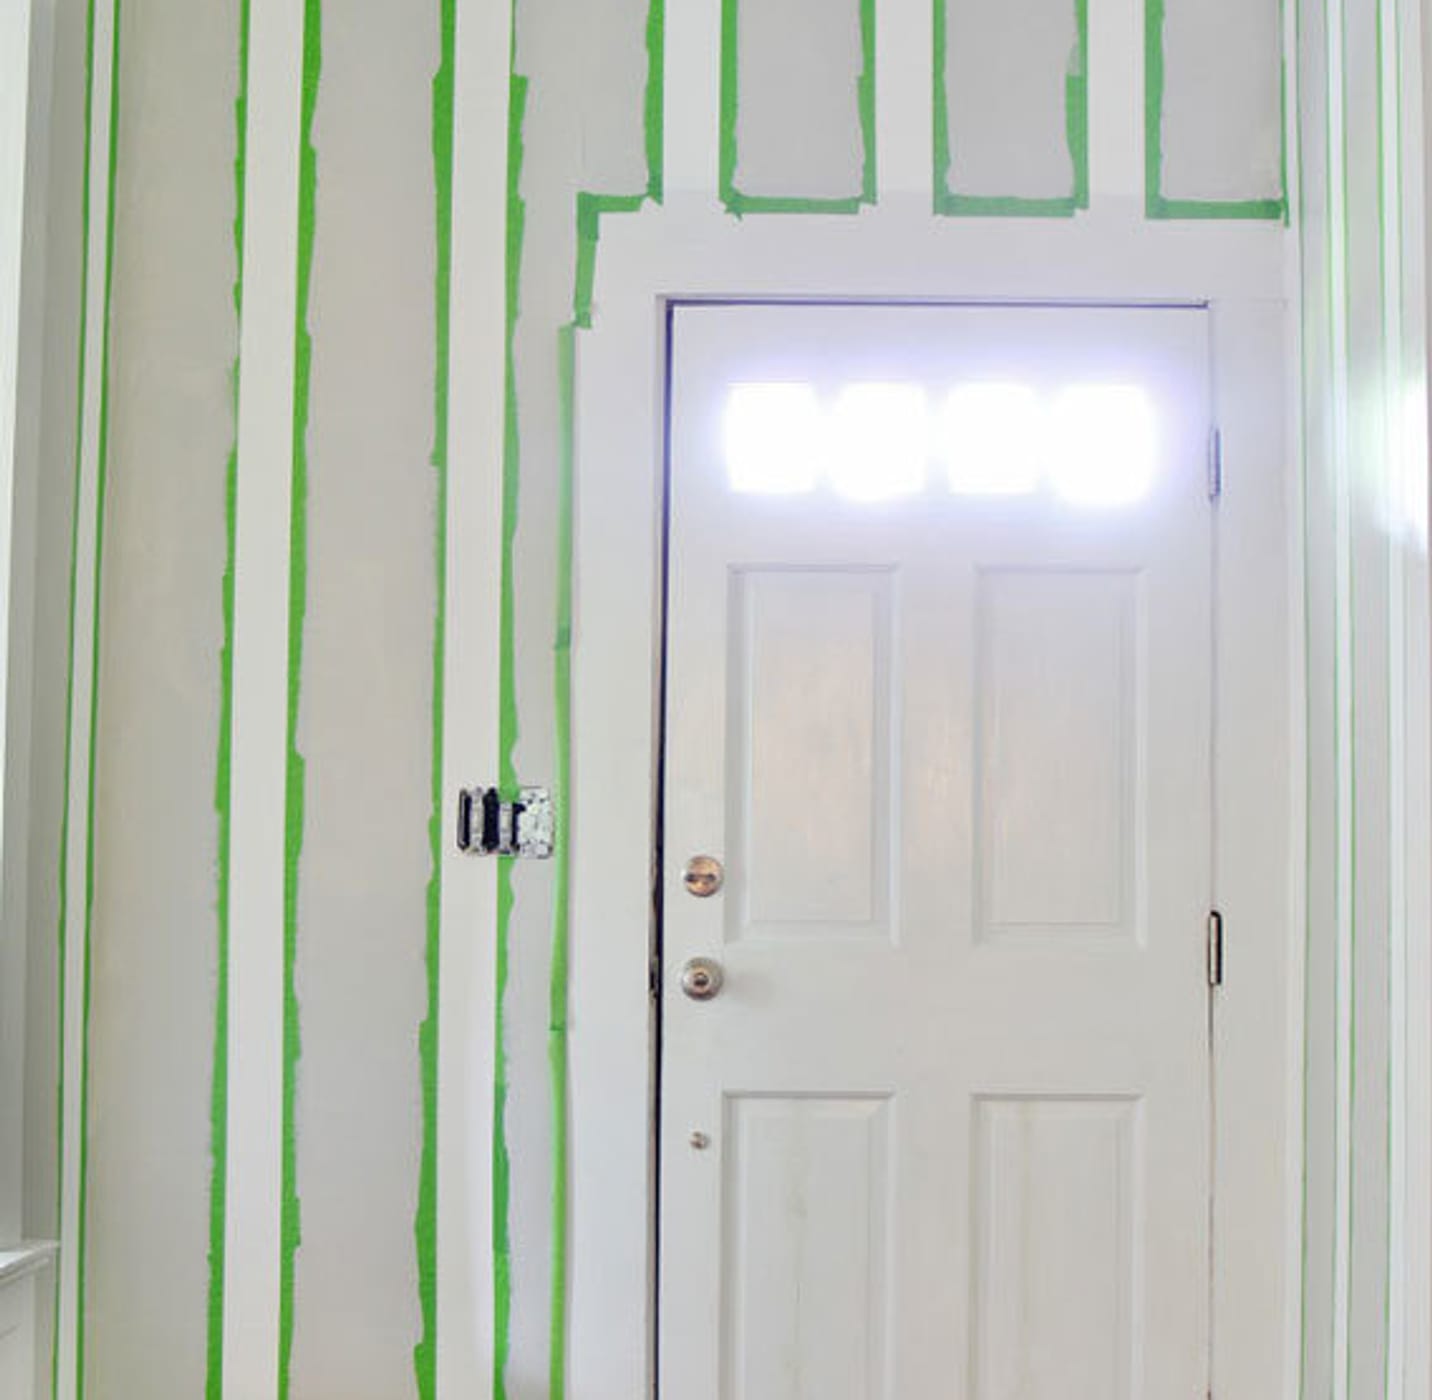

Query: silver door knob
683;855;724;898
680;957;724;1001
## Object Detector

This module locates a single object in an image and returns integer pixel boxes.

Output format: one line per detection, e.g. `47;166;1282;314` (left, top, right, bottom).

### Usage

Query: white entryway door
659;303;1214;1399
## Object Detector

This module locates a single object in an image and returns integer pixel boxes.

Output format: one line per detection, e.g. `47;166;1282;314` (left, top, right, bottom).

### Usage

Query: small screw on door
682;855;724;898
680;957;724;1002
689;1131;710;1151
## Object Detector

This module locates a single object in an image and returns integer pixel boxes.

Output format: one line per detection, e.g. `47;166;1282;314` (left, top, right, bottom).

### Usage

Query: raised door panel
972;1097;1140;1400
728;569;895;941
975;569;1142;944
721;1096;891;1399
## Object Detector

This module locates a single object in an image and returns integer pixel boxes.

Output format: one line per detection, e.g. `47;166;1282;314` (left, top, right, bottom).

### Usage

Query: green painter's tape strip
52;0;105;1391
205;1;250;1395
413;0;456;1394
644;0;666;203
856;0;875;204
278;2;321;1396
1145;0;1288;220
719;0;876;216
934;0;1089;218
74;6;123;1396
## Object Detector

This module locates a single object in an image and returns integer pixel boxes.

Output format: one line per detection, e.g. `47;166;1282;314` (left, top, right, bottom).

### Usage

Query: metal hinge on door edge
1208;428;1223;500
455;785;554;858
1207;910;1224;988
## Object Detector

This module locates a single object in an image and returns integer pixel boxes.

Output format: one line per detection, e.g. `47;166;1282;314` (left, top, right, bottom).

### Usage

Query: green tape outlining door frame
413;0;456;1394
719;0;874;215
1145;0;1288;220
494;0;664;1394
278;1;321;1395
933;0;1089;217
205;1;251;1396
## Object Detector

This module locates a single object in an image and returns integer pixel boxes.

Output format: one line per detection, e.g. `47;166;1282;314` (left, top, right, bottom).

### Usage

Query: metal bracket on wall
455;785;554;859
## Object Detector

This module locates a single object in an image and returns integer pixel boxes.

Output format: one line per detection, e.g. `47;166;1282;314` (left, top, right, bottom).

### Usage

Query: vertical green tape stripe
413;0;456;1394
278;2;321;1396
931;0;950;214
719;0;875;215
1145;0;1288;219
717;0;739;211
856;0;875;203
205;0;250;1395
934;0;1089;217
644;0;666;202
73;3;123;1395
51;0;105;1391
1069;0;1090;209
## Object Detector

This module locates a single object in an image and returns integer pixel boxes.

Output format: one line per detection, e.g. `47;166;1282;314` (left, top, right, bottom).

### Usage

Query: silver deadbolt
683;855;724;898
680;957;724;1002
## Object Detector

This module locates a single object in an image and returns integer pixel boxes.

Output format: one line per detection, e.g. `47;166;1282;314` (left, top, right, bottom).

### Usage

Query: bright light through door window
724;383;824;494
828;383;929;501
1048;385;1159;506
940;383;1043;495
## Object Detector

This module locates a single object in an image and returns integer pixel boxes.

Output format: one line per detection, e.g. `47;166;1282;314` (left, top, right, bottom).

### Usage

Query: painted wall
11;0;1426;1398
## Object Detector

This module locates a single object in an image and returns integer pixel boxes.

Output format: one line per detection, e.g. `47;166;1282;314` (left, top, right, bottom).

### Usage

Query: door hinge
1207;909;1224;988
1208;428;1223;500
455;785;554;858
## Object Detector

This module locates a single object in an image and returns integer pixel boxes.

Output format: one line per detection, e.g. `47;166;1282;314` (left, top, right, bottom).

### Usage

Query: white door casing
568;214;1294;1400
658;303;1214;1398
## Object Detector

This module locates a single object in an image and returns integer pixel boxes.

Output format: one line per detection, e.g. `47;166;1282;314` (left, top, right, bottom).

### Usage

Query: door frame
568;209;1299;1399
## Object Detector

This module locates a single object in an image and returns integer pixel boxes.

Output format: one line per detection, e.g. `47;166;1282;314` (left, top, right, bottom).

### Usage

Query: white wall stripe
55;0;118;1392
664;0;720;199
876;0;929;198
221;0;304;1392
0;0;36;1255
1087;0;1142;203
1325;4;1355;1396
435;0;509;1389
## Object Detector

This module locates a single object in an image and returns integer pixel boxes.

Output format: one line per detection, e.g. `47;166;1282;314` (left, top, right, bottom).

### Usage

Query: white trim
571;206;1297;1400
1209;297;1301;1400
54;0;117;1391
434;0;509;1389
221;0;304;1392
